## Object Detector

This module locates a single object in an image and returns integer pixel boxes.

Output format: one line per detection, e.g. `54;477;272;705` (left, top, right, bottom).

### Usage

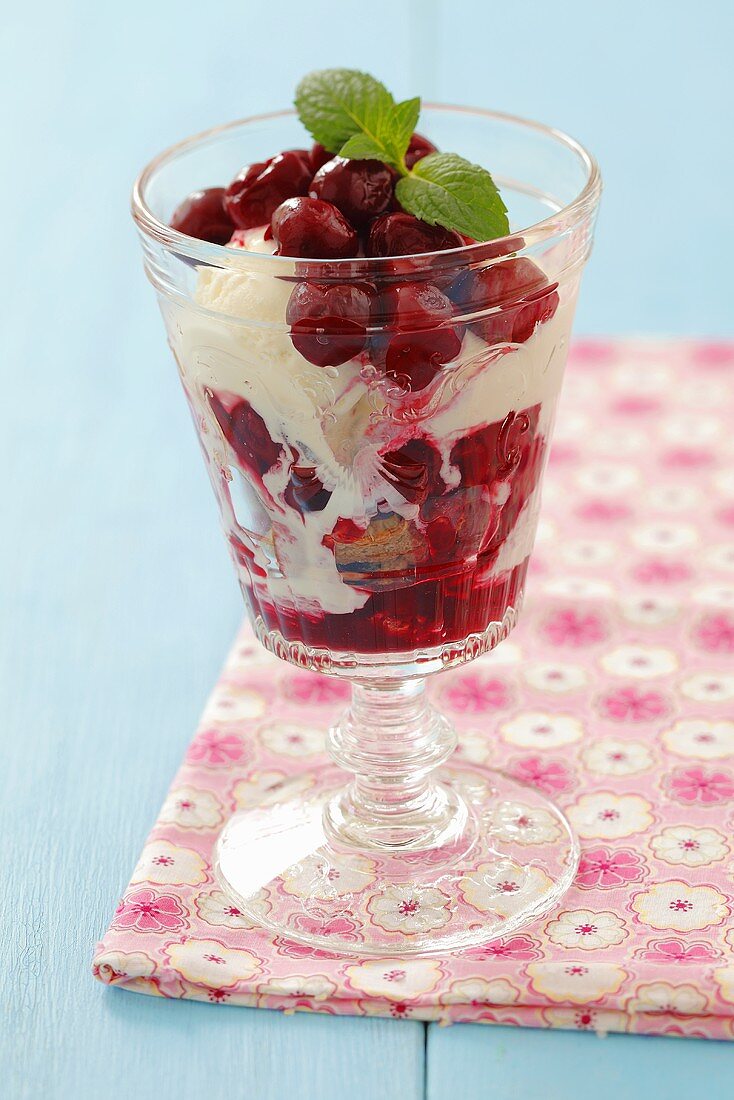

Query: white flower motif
681;673;734;703
367;884;451;933
501;711;583;749
545;909;628;950
661;413;721;444
475;640;523;667
630;880;729;931
131;840;207;886
620;595;679;626
713;470;734;499
567;793;654;839
455;730;491;765
582;739;654;777
231;770;314;809
163;938;261;987
650;825;728;868
523;662;588;694
441;977;520;1006
258;974;337;1001
486;800;561;845
662;718;734;759
543;1007;629;1033
646;484;698;512
258;721;326;756
630;522;698;552
562;540;616;567
613;361;671;393
576;462;639;494
692;584;734;608
281;853;376;900
460;862;553;917
344;959;443;1000
600;645;678;679
93;950;155;985
160;786;223;831
542;577;615;599
527;961;627;1005
628;982;707;1016
202;682;266;722
713;968;734;1005
706;545;734;573
194;888;271;929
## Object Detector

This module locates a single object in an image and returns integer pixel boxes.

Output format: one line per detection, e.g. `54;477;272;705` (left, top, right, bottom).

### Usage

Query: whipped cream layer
165;231;576;626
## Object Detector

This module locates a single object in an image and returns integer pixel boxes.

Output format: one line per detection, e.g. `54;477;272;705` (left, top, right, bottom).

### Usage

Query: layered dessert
163;82;574;659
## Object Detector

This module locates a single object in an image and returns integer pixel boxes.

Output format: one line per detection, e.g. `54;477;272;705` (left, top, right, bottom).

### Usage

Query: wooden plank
427;1023;734;1100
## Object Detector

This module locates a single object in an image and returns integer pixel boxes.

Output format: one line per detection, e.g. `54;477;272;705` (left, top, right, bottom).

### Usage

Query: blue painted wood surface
2;1;732;1096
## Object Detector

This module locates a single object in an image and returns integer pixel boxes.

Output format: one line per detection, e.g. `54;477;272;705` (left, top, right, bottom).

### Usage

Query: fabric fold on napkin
94;340;734;1038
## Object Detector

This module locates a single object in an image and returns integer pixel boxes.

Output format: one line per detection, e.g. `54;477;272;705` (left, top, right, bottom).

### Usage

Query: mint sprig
294;69;510;242
396;153;509;242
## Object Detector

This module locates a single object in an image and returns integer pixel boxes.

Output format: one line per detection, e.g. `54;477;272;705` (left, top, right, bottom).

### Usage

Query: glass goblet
133;106;601;956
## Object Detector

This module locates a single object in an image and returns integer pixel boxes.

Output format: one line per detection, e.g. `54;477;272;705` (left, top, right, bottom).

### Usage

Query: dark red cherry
404;132;438;169
375;283;461;391
366;213;463;257
170;188;234;244
208;392;282;477
310;143;332;173
450;258;559;345
272;197;359;259
287;281;373;366
310;157;394;227
224;150;313;230
284;463;331;513
426;516;457;559
380;438;444;504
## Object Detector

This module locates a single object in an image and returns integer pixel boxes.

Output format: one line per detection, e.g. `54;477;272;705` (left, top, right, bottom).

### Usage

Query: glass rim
132;103;602;269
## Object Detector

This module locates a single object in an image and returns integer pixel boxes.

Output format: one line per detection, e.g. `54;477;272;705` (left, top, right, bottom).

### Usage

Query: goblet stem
323;679;469;853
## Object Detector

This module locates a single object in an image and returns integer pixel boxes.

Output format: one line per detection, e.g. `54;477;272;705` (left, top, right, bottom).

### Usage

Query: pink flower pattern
575;846;647;889
667;767;734;804
93;341;734;1040
694;613;734;654
187;729;246;766
510;756;574;794
113;888;187;933
443;674;511;713
542;610;607;647
633;559;692;585
638;938;721;965
598;687;669;722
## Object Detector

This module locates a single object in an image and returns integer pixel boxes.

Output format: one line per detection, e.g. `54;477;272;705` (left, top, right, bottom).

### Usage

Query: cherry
309;157;394;226
224;150;313;230
404;132;437;169
450;258;559;345
426;516;457;559
310;143;333;173
366;213;463;257
284;462;331;513
272;197;358;259
380;438;444;504
374;282;462;391
170;188;234;244
287;281;373;366
208;391;282;477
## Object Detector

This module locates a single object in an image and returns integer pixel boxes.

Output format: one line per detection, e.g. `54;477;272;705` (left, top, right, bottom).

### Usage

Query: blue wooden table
3;1;733;1096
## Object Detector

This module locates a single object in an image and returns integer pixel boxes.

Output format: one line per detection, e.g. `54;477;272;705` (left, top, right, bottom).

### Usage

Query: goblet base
214;764;579;957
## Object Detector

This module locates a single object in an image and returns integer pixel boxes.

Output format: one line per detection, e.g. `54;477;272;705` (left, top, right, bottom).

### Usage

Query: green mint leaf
396;152;510;241
338;133;391;161
384;96;421;165
295;68;395;155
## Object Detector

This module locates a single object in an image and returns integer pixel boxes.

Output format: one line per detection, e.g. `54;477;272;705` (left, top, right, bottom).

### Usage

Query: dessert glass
133;107;601;956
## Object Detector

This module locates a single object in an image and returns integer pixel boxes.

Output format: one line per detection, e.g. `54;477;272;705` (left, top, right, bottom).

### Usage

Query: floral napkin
94;340;734;1038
